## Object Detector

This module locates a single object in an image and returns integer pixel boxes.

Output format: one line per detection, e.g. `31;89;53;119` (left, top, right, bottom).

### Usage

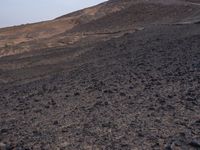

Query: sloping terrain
1;23;200;150
0;0;124;57
0;0;200;150
0;0;200;58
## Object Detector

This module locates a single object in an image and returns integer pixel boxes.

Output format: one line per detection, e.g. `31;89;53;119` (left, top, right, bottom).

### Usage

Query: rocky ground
0;24;200;150
0;0;200;150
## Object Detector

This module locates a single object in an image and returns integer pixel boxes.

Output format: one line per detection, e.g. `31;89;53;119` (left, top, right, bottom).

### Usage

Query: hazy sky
0;0;106;28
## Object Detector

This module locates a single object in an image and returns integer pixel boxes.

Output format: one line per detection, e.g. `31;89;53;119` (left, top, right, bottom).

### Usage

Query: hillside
0;0;128;57
0;0;200;58
0;0;200;150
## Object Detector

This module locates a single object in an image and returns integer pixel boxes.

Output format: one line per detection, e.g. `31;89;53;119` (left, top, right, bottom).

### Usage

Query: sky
0;0;107;28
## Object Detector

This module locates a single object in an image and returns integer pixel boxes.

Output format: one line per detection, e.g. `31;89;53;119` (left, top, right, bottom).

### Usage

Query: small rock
102;122;112;128
34;99;40;102
129;86;133;89
120;92;126;96
53;121;59;125
74;92;80;96
194;120;200;124
104;101;109;106
137;133;144;137
32;130;42;137
33;109;42;113
44;105;50;109
164;141;175;150
0;128;9;134
103;90;113;94
51;100;56;105
167;95;173;99
189;140;200;148
164;145;172;150
186;97;196;101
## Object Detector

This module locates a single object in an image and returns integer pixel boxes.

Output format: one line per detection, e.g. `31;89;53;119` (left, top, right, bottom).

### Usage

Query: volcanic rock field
0;0;200;149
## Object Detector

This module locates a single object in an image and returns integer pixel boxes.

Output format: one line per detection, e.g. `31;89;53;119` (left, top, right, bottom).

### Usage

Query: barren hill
0;0;127;57
0;0;200;150
0;0;200;57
